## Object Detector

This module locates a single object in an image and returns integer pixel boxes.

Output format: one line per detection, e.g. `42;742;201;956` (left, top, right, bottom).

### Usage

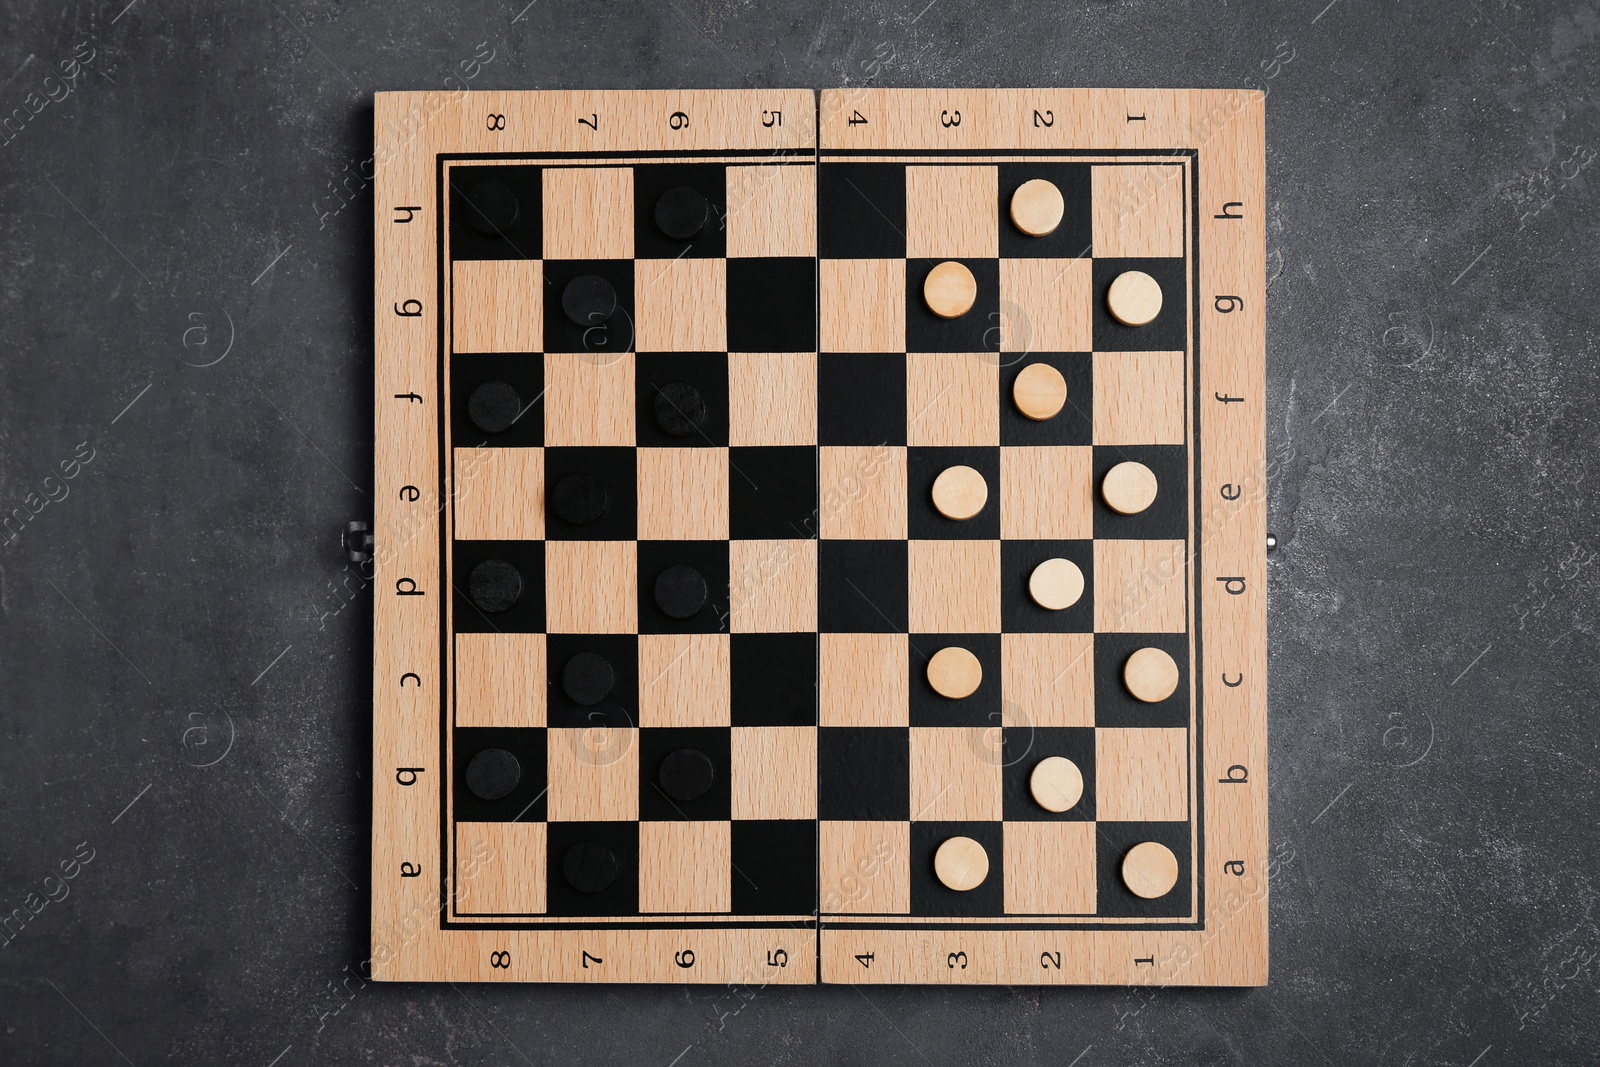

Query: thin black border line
819;148;1199;159
436;153;450;925
439;149;816;161
429;148;1211;941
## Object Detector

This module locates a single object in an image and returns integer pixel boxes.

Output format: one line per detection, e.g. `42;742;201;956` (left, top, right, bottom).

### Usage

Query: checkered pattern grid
814;160;1194;919
445;159;819;919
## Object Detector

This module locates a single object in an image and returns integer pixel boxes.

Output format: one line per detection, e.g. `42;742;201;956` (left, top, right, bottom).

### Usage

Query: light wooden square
1095;727;1189;822
1000;632;1094;728
544;352;634;446
454;632;547;728
730;539;817;633
638;633;730;728
819;445;906;539
819;820;910;915
906;352;999;447
909;726;1003;822
1093;540;1187;633
545;541;637;633
542;166;633;260
731;726;817;819
998;258;1092;353
452;260;542;353
905;165;998;259
636;258;726;352
453;448;544;541
726;164;815;258
1091;164;1185;259
1000;446;1092;539
819;259;904;353
819;633;909;727
455;822;546;915
908;540;1000;634
1093;351;1186;446
1003;822;1095;914
637;448;729;540
639;821;730;914
729;353;817;446
546;726;639;821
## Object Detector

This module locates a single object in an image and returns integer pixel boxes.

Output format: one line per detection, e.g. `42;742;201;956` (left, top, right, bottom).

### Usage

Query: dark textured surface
1;2;1597;1064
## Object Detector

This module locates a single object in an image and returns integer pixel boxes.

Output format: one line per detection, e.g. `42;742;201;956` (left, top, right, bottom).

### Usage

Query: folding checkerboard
372;88;1266;985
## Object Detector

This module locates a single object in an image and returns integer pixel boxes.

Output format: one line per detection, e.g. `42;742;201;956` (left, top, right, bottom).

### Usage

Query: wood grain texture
726;164;815;258
728;352;816;446
997;257;1092;352
544;352;635;447
910;727;1002;821
907;165;999;258
455;632;547;728
545;540;638;634
819;633;909;727
1096;727;1189;822
637;447;729;540
1092;538;1187;633
1093;351;1185;445
543;166;634;259
1091;163;1184;259
729;538;818;633
375;87;1264;986
452;447;545;540
546;726;640;822
635;257;726;352
906;351;998;446
819;445;907;539
452;260;542;353
640;821;731;914
1000;632;1094;728
819;259;904;352
999;445;1092;540
820;821;911;915
731;726;818;820
1002;821;1095;914
908;539;1001;634
637;633;730;728
455;822;547;915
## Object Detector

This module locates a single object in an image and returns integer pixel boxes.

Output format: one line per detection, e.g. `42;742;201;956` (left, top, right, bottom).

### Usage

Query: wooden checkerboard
372;88;1266;986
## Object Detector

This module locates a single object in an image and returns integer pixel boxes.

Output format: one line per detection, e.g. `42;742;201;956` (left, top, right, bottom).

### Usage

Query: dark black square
818;727;909;820
731;820;817;916
450;353;544;447
819;163;906;258
997;163;1093;260
819;540;908;633
728;259;816;352
819;353;906;445
909;821;1004;917
1093;633;1190;728
545;821;639;917
453;727;548;823
447;164;542;261
635;353;729;447
1001;540;1094;634
907;447;1000;540
637;540;730;635
1091;258;1187;352
546;635;639;728
908;634;1000;728
730;634;817;726
1000;726;1095;821
1091;445;1187;540
633;163;727;259
729;446;817;540
905;258;999;354
1096;822;1192;918
639;726;731;821
452;540;545;633
998;353;1092;447
544;446;637;541
542;260;636;354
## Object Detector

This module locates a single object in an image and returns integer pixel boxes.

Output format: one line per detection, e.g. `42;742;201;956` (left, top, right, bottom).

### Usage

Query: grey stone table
2;1;1597;1063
